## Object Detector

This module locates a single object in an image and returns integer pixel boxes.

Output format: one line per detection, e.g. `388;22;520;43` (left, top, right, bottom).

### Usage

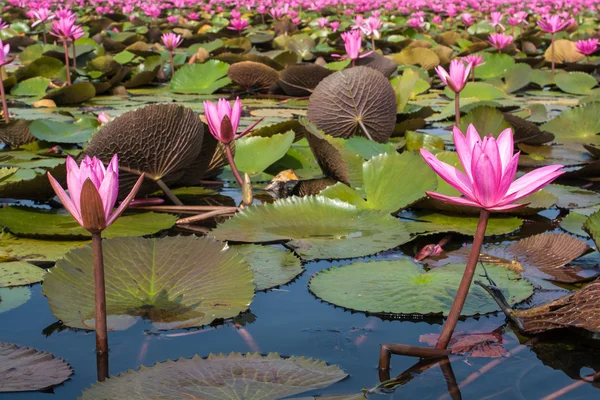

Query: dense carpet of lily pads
2;0;600;399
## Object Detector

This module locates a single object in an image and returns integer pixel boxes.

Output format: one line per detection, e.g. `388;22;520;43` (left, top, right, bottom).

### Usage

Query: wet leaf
169;60;231;94
235;131;295;176
0;232;87;263
43;236;255;330
29;119;95;143
419;331;508;357
540;99;600;145
79;353;346;400
545;184;600;209
309;260;533;316
233;245;303;290
211;196;412;260
0;262;46;287
405;211;523;237
555;72;598;95
0;342;73;392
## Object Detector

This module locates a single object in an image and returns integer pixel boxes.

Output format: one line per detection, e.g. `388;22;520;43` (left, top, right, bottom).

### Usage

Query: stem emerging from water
62;39;72;85
71;40;77;69
92;232;108;381
0;73;9;124
435;209;490;350
551;32;555;78
42;23;47;44
454;93;461;127
169;51;175;78
225;143;244;186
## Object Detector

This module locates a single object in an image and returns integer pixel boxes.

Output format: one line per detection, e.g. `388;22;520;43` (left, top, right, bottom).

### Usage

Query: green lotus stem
0;71;9;124
92;231;109;381
62;39;72;85
551;32;555;78
435;209;490;350
358;119;374;141
454;93;460;127
71;41;77;69
225;143;244;186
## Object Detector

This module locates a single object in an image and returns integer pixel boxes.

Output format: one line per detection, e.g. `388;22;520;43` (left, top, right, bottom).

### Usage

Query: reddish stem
435;209;490;349
0;75;9;124
169;51;175;78
551;32;555;78
225;143;244;186
62;39;72;85
71;40;77;69
92;232;108;381
454;93;461;127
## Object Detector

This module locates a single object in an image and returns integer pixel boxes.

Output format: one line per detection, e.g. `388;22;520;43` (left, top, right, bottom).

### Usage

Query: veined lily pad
540;102;600;144
0;262;46;287
0;232;87;263
233;245;303;290
0;207;176;239
555;72;598;95
211;196;412;260
42;236;255;330
404;211;523;237
475;53;515;79
169;60;231;94
458;106;511;137
309;259;533;316
0;342;73;392
0;287;31;314
78;352;347;400
235;131;294;176
29;119;95;143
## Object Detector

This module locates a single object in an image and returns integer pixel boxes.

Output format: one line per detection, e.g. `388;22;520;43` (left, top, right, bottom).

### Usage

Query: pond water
1;187;599;400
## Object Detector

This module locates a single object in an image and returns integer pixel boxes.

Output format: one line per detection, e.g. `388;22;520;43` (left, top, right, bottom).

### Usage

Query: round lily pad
0;262;46;287
0;232;87;263
0;207;177;239
42;236;255;330
555;72;598;95
404;212;523;237
235;131;295;176
0;287;31;314
233;245;304;290
309;259;533;316
169;60;231;94
78;352;347;400
540;102;600;145
211;196;412;261
0;342;73;393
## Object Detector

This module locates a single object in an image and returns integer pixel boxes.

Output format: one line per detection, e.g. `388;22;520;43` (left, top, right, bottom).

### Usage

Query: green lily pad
42;236;255;330
18;56;65;80
319;183;368;208
0;208;177;239
10;77;50;98
342;137;396;160
0;287;30;314
0;262;46;287
44;82;96;106
458;106;511;137
444;82;507;101
187;39;224;55
531;70;555;88
235;131;295;176
475;53;515;79
20;44;61;65
555;72;598;95
540;102;600;144
211;196;412;260
309;259;533;316
584;210;600;247
0;342;73;392
545;184;600;209
560;211;590;237
78;352;347;400
405;130;445;153
28;119;96;143
404;211;523;236
169;60;231;94
494;63;533;93
0;232;87;263
234;245;303;290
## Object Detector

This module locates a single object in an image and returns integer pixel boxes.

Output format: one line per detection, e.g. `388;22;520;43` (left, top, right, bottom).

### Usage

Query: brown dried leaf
544;40;585;64
307;66;397;142
0;120;35;148
503;113;554;145
227;61;279;90
278;64;333;96
419;331;508;358
354;52;398;78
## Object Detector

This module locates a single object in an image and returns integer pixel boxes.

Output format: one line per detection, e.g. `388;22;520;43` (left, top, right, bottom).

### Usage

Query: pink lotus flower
31;8;54;27
167;16;178;24
228;18;249;32
203;97;262;145
420;125;564;211
463;54;485;67
537;14;572;33
161;32;182;51
330;21;340;32
351;15;364;30
50;16;84;41
461;13;474;26
361;16;383;39
97;112;111;124
490;12;505;31
317;17;328;28
408;16;425;28
47;155;143;232
335;30;373;61
0;39;10;66
435;59;471;93
575;38;598;55
0;18;9;30
488;33;513;51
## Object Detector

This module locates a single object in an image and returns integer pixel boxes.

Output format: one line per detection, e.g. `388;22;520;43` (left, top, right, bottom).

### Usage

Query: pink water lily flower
463;54;485;67
203;97;263;145
0;18;8;30
490;12;505;31
537;14;572;33
420;125;564;211
161;32;182;51
47;155;143;231
0;40;10;66
435;58;471;93
575;38;599;55
334;30;373;61
488;33;513;51
228;18;249;32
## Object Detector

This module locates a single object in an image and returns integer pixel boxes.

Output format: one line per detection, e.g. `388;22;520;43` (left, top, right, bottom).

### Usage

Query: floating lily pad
391;48;440;70
234;245;303;290
545;184;600;209
0;342;73;392
497;63;533;93
29;119;95;143
307;66;397;142
0;208;176;239
169;60;231;94
560;211;591;237
445;82;507;101
43;236;255;330
404;211;523;237
0;287;31;314
540;101;600;144
44;82;96;106
211;196;412;260
235;131;295;176
0;262;46;287
458;106;511;138
555;72;598;95
343;137;396;160
0;232;87;263
10;77;50;98
309;259;533;316
544;40;584;64
475;53;515;79
78;352;347;400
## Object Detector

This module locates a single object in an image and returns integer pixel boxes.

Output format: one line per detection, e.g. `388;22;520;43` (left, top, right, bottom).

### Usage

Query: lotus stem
435;209;490;350
71;40;77;69
169;50;175;78
155;178;184;206
62;39;72;85
91;232;109;382
175;207;238;224
351;59;355;67
454;93;460;127
42;23;47;45
358;119;374;141
551;32;555;78
96;350;109;383
471;69;475;82
371;36;376;51
0;73;9;124
439;357;462;400
225;143;244;187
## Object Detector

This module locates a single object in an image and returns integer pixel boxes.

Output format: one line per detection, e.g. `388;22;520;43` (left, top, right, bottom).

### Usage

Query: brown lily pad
307;66;397;142
227;61;279;91
504;113;554;145
354;52;398;78
0;120;36;148
44;82;96;106
0;342;73;393
278;64;333;97
419;331;508;358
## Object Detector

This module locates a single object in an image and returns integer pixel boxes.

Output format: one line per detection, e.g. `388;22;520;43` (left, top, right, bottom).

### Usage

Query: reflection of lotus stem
454;94;460;127
62;39;72;85
42;23;47;44
551;32;555;78
92;232;109;382
169;51;175;78
358;119;374;141
226;143;244;186
0;73;9;124
435;209;490;350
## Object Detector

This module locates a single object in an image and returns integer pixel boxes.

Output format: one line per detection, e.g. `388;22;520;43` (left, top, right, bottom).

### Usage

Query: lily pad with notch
233;245;304;291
